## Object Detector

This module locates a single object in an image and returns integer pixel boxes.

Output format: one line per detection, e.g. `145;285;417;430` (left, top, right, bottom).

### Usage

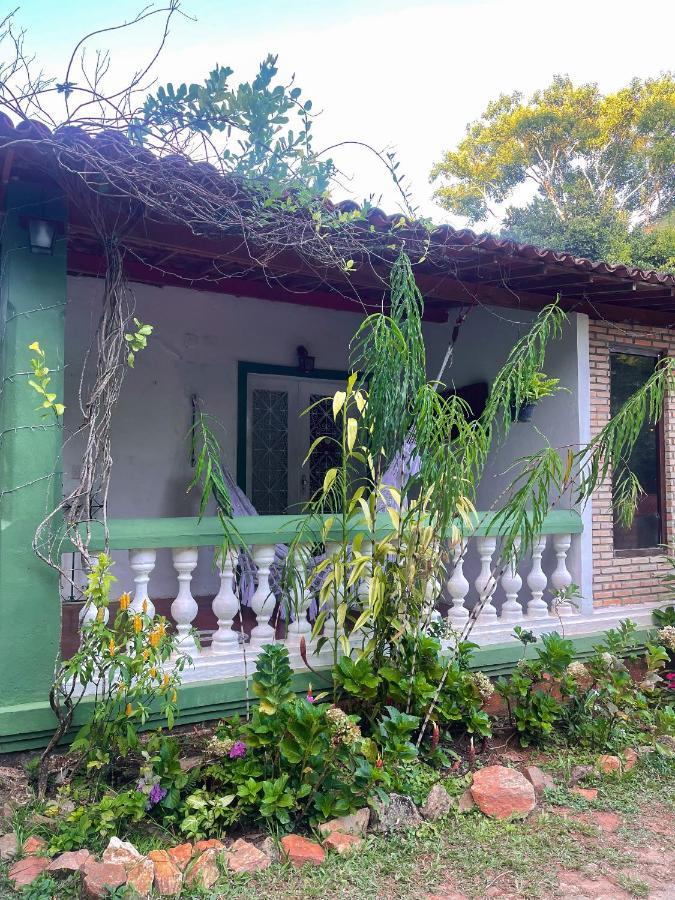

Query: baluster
526;535;549;618
171;547;200;655
322;542;342;646
551;533;574;616
287;545;314;655
446;541;470;626
500;537;523;621
249;545;277;646
79;554;109;641
129;549;156;618
352;540;372;648
474;536;498;624
211;549;239;654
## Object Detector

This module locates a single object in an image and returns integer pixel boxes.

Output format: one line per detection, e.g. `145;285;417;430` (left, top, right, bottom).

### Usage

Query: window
610;351;663;551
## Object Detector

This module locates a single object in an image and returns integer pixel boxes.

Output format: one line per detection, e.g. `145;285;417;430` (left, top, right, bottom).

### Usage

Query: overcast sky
12;0;675;226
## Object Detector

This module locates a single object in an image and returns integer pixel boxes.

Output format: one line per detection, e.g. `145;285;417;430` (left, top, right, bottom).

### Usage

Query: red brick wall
589;319;674;607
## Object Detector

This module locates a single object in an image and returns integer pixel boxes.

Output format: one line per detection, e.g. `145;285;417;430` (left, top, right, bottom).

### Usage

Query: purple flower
306;691;315;703
229;740;247;759
147;783;167;807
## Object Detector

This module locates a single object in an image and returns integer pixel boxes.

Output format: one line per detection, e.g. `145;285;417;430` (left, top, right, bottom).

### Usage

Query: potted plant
514;371;560;422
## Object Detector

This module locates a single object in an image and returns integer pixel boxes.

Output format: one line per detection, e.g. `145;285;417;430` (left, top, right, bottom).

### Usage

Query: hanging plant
513;371;561;422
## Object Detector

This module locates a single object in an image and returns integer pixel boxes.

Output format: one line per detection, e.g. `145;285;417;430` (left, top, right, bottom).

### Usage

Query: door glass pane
251;389;288;514
610;352;661;550
308;394;342;501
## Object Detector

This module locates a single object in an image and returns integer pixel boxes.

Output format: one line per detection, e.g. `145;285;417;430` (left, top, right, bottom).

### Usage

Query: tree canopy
430;75;675;269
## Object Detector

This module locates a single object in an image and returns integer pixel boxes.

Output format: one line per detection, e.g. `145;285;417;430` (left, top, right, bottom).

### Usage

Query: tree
430;75;675;267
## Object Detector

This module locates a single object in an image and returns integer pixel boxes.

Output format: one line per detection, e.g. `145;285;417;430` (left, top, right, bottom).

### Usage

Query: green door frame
236;360;349;492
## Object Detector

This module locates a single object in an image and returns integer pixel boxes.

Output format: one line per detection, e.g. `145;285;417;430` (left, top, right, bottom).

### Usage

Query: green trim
0;626;654;753
75;509;582;552
236;360;349;491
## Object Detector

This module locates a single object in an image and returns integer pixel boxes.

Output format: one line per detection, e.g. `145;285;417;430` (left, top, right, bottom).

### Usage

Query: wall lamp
28;218;58;255
296;345;315;375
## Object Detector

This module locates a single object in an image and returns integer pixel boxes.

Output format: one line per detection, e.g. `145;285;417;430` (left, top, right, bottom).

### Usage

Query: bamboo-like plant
285;251;674;735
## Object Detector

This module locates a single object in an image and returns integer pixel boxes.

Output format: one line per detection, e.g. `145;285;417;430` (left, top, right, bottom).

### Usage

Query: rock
521;765;555;798
323;831;362;855
318;807;370;838
571;787;598;801
23;834;48;855
227;838;271;873
369;793;423;833
148;850;182;896
457;789;475;813
596;754;622;775
569;764;594;785
260;836;280;863
127;858;154;898
102;836;143;870
82;860;127;899
0;831;18;861
8;856;50;888
623;748;638;771
185;848;221;890
470;766;536;820
47;848;91;875
193;838;225;853
167;842;193;871
281;834;326;867
420;783;453;821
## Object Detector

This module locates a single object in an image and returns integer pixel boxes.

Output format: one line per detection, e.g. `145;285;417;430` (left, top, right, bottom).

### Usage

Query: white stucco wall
62;277;589;604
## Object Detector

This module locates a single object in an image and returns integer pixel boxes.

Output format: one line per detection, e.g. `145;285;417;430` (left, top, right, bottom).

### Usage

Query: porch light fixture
296;345;315;375
28;218;57;255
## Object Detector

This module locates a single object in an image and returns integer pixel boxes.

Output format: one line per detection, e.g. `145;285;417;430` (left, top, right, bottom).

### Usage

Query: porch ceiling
2;116;674;326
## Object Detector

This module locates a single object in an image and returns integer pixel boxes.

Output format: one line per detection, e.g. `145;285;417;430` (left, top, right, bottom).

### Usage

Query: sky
9;0;675;226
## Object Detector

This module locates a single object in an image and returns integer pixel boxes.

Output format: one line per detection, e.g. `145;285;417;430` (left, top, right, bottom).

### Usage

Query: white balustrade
526;535;550;619
474;536;498;625
551;533;574;616
211;549;240;654
171;547;200;656
446;542;470;626
249;544;277;646
75;520;580;689
129;548;156;618
500;537;523;622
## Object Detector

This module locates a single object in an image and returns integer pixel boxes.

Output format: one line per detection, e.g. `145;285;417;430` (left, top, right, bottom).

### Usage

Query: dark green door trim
236;361;349;491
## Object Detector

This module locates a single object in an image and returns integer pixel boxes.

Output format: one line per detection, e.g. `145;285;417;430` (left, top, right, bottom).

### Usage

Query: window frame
608;344;667;558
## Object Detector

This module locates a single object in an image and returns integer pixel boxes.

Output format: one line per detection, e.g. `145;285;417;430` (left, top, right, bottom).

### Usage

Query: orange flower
157;621;166;637
142;649;150;661
142;599;148;614
162;673;170;687
150;667;157;678
108;638;116;656
149;631;160;648
133;615;142;634
125;703;133;717
119;592;131;611
170;690;177;703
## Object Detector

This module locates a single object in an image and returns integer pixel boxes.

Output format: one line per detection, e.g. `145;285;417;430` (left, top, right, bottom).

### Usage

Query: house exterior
1;120;674;752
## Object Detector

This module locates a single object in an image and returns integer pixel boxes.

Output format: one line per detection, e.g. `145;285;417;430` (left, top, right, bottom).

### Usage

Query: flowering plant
65;555;188;775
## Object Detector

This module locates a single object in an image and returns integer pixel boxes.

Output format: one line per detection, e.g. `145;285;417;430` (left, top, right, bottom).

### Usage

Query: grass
1;752;673;899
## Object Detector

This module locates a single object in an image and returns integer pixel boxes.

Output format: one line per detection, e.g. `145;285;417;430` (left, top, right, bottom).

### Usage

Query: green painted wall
0;182;67;710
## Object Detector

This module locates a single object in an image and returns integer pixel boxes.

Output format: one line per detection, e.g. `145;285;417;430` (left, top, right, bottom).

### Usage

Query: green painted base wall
0;627;654;754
